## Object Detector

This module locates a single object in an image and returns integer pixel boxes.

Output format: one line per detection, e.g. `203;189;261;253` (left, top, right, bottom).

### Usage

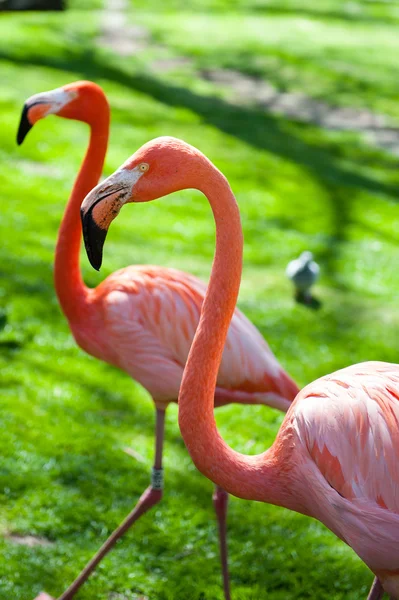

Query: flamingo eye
139;163;149;172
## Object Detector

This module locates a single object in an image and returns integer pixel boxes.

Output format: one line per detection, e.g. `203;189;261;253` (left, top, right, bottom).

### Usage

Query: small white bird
286;251;320;304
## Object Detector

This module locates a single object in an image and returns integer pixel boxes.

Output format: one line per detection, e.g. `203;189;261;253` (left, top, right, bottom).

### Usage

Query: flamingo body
73;264;297;409
289;361;399;595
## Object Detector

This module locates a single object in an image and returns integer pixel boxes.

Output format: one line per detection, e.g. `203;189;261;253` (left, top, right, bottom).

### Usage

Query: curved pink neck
54;119;109;321
178;161;285;505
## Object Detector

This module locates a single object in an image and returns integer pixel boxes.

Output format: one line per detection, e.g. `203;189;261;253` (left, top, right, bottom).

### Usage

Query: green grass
1;1;399;599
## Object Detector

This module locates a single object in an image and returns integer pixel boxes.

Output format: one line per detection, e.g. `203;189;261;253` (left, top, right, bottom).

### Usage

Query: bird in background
81;135;399;600
17;81;299;600
286;250;320;306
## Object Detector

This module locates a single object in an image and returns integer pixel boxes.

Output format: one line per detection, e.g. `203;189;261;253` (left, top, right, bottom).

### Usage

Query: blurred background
1;1;399;598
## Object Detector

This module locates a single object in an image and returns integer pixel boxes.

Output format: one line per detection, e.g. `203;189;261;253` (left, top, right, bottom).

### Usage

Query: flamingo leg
367;577;384;600
55;408;166;600
213;485;231;600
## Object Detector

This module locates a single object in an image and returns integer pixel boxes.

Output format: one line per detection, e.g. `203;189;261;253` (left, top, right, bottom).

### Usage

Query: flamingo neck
54;119;109;321
178;163;286;505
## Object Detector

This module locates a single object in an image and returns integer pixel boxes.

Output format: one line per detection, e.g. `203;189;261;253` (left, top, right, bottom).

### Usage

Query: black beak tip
17;104;33;146
89;254;102;272
81;208;107;272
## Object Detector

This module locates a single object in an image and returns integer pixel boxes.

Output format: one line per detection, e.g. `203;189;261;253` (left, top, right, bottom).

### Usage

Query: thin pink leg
54;408;166;600
213;486;231;600
367;577;384;600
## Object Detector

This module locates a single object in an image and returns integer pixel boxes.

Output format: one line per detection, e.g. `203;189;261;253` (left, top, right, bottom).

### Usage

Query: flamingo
17;82;299;600
81;135;399;600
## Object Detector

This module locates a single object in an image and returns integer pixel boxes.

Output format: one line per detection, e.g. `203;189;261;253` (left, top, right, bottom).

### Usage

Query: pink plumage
75;264;297;410
291;361;399;594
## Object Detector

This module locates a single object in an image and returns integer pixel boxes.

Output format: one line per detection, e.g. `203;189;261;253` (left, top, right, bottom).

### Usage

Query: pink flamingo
81;136;399;600
17;82;299;600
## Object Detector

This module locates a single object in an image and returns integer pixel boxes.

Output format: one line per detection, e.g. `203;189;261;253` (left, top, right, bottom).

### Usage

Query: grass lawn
0;0;398;599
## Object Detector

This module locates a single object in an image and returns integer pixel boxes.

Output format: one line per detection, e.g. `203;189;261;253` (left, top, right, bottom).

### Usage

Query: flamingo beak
81;184;129;271
16;99;53;145
16;103;33;145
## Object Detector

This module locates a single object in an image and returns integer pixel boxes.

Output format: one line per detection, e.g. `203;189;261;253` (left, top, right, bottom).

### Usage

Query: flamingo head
17;81;108;145
80;136;207;270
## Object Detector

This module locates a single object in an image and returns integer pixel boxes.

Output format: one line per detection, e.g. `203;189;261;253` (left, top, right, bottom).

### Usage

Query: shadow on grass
3;46;399;284
2;47;399;199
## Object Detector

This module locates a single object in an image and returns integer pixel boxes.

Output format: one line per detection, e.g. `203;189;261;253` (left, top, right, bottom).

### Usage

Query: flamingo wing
95;265;297;403
294;361;399;513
